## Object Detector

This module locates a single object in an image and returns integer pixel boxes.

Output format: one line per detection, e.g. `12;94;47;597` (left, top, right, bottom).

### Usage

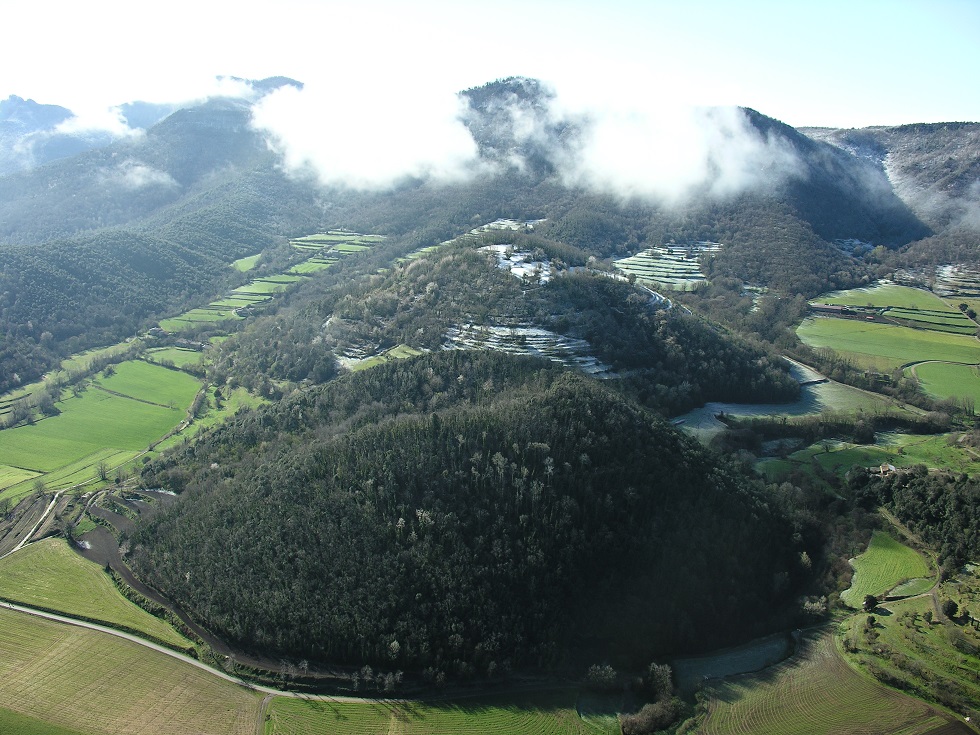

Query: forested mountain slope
134;351;811;674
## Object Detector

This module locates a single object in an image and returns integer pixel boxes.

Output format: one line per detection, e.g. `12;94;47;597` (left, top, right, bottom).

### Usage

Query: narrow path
256;693;273;735
0;490;62;561
0;600;372;702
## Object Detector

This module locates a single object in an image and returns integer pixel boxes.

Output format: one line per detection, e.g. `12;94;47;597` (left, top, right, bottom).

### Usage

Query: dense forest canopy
134;352;810;674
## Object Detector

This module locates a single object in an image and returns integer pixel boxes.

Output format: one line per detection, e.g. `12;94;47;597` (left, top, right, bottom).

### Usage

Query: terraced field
0;538;191;648
445;323;613;377
159;232;381;332
0;607;261;735
841;531;932;608
614;242;722;290
265;691;618;735
699;628;957;735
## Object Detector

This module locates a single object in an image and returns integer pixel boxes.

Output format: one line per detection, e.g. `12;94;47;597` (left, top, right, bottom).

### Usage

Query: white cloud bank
251;76;805;202
250;81;483;190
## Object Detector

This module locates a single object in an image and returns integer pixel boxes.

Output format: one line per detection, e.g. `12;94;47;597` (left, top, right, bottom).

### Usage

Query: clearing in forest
841;531;932;608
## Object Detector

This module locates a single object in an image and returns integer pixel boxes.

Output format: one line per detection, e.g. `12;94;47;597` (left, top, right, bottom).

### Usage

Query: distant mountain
803;122;980;232
0;94;112;175
0;75;974;390
0;76;304;177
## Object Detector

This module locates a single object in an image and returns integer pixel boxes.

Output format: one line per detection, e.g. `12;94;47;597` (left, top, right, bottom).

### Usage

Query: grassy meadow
758;432;980;485
0;607;261;735
145;346;204;369
841;531;932;607
264;691;619;735
843;566;980;721
0;538;190;648
0;360;201;501
797;317;980;372
913;362;980;403
815;283;956;311
232;253;261;272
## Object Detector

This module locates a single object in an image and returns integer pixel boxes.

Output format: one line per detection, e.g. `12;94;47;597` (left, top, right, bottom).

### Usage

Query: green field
0;607;261;735
150;385;266;454
232;253;261;272
348;344;424;371
759;432;980;485
98;360;200;407
843;567;980;721
265;691;618;735
0;361;201;501
0;538;190;648
145;347;204;369
815;283;956;311
797;317;980;371
841;531;932;608
699;628;952;735
914;362;980;403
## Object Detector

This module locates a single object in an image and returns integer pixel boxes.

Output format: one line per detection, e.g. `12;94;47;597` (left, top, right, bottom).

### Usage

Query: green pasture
0;361;200;500
759;433;979;485
815;282;955;311
288;260;333;274
331;243;370;252
98;360;200;407
0;465;41;489
265;691;618;735
844;569;980;720
699;627;950;735
232;253;261;272
0;538;190;648
841;531;932;607
233;278;296;296
913;362;980;403
145;347;204;369
2;449;140;499
349;344;424;371
0;607;261;735
889;577;935;597
797;317;980;371
158;309;242;331
886;308;976;334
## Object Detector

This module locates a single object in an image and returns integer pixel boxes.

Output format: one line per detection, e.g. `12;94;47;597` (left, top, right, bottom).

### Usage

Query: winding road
0;599;373;703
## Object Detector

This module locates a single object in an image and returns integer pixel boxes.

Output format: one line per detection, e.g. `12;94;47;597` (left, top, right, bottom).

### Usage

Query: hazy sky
1;0;977;130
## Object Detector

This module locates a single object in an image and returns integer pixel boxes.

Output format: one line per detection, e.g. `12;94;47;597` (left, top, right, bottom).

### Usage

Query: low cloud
250;81;483;190
250;76;805;201
530;82;805;203
107;160;179;190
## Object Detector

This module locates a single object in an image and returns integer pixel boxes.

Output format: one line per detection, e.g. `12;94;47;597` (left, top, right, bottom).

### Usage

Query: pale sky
1;0;977;130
